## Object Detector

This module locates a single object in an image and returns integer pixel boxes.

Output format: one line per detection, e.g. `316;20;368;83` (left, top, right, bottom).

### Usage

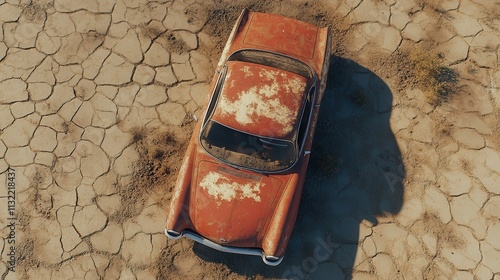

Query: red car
165;9;332;266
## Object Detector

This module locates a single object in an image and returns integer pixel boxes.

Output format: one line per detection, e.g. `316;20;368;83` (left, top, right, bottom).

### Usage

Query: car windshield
200;121;296;172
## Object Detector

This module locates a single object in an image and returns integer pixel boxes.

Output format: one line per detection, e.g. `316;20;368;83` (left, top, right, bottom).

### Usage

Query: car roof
211;60;309;141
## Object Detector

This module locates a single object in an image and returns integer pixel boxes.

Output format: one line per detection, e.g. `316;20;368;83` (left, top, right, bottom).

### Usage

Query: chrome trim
164;228;284;266
165;229;182;239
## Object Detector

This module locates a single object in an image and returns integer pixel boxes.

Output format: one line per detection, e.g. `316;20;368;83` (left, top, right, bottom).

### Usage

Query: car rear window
200;121;296;172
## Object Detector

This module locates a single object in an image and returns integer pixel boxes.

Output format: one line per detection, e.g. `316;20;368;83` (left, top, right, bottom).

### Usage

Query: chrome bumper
165;228;284;266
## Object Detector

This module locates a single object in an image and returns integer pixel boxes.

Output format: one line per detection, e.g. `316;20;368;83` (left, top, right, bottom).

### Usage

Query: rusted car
165;9;332;266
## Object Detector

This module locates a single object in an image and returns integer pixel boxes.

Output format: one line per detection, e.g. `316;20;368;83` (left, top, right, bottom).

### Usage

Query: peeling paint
218;83;294;128
200;171;262;204
213;62;308;138
241;65;254;77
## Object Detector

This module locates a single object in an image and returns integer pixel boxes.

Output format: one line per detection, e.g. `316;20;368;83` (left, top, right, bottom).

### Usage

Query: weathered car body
165;9;332;266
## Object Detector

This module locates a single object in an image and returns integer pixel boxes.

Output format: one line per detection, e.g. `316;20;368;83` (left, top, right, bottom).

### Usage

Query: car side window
297;86;315;149
203;66;227;125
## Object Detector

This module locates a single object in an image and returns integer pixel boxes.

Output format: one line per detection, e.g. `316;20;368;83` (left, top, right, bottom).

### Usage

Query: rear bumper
165;228;284;266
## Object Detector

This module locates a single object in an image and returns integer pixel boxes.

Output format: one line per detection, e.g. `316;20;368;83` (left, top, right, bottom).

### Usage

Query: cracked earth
0;0;499;279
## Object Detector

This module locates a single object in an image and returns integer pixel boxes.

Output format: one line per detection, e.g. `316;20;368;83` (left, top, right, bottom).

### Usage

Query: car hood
191;160;284;247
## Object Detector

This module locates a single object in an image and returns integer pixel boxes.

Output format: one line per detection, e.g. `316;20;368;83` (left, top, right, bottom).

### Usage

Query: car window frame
202;65;228;126
296;85;316;154
199;49;318;173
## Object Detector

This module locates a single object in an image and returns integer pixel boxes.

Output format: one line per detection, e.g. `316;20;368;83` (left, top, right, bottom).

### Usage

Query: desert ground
0;0;499;279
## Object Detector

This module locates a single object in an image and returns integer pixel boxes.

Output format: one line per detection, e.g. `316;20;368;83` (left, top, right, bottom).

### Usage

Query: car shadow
192;56;405;279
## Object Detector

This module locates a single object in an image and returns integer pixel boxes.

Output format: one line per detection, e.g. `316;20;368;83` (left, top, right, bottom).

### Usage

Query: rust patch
212;61;308;139
199;171;262;205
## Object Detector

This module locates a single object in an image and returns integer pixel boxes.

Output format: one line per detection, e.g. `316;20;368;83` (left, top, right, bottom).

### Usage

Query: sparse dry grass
408;49;458;104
